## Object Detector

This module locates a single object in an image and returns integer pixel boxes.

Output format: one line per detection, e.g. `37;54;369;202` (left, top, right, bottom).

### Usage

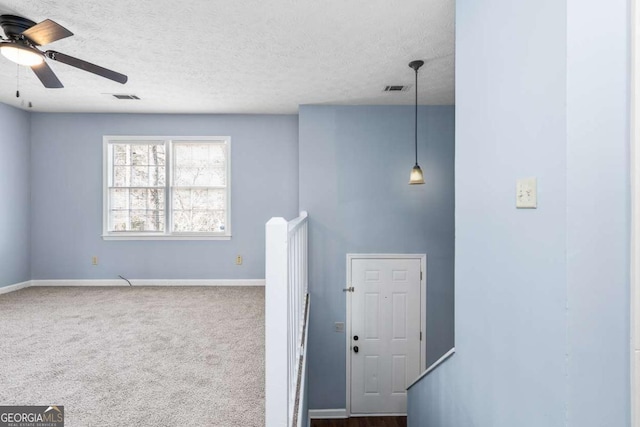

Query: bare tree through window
105;137;229;237
172;142;227;233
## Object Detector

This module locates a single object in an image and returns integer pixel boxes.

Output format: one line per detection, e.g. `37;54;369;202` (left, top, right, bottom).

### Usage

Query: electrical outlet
335;322;345;333
92;256;98;265
236;255;243;265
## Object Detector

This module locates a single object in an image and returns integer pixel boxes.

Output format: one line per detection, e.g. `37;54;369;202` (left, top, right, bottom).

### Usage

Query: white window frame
102;135;231;240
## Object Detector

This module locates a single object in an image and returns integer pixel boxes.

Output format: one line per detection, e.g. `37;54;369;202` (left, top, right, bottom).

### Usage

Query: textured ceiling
0;0;454;114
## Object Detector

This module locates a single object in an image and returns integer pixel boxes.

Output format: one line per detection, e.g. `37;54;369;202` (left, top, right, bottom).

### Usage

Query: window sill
102;234;232;241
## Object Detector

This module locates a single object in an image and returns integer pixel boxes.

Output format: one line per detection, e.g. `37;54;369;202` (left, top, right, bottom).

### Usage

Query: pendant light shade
408;59;425;185
409;164;425;185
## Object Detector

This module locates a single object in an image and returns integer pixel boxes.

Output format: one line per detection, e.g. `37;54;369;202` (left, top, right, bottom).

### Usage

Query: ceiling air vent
383;85;410;92
112;94;140;100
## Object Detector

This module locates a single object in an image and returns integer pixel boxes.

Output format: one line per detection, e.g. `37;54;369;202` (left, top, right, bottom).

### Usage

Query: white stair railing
265;211;309;427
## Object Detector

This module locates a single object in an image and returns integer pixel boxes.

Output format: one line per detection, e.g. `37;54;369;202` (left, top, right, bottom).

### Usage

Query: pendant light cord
414;66;418;166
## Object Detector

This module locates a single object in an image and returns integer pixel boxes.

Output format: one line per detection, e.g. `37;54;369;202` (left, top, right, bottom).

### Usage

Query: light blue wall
0;103;31;287
565;0;630;424
408;0;630;426
29;113;298;280
299;105;455;409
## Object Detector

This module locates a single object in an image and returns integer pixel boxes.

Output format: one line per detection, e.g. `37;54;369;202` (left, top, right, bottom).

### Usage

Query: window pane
129;210;164;231
173;142;226;186
173;210;225;233
173;167;225;186
131;166;148;186
175;144;226;167
172;189;226;210
208;145;226;166
200;167;226;186
129;189;147;209
113;144;128;165
172;211;191;232
173;144;191;167
192;210;225;232
131;146;149;165
149;166;165;186
172;189;192;210
113;166;130;187
193;189;223;210
109;189;165;210
149;145;165;165
126;166;165;187
129;211;146;231
110;188;128;210
110;209;164;232
173;166;194;186
147;189;164;210
110;210;129;231
145;211;165;231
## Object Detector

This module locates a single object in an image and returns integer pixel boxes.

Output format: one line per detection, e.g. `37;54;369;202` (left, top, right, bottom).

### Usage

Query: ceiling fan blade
22;19;73;46
31;62;63;88
46;50;127;84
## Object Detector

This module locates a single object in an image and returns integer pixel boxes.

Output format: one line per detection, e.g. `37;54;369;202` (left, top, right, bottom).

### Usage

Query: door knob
353;346;359;353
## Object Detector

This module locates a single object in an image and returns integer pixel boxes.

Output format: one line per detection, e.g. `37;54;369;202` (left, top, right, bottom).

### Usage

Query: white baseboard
132;279;265;287
32;279;265;287
308;409;348;419
0;279;265;293
308;409;406;419
34;280;125;287
351;413;407;417
0;281;32;295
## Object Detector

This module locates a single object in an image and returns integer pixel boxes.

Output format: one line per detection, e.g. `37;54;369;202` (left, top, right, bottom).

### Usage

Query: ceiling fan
0;14;127;88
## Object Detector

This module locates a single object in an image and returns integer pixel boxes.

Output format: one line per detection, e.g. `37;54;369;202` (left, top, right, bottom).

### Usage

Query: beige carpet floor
0;286;265;427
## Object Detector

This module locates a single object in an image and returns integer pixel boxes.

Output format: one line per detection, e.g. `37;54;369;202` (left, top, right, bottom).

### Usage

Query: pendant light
408;60;425;185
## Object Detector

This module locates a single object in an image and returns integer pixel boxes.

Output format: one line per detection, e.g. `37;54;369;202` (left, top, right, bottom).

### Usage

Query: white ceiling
0;0;454;114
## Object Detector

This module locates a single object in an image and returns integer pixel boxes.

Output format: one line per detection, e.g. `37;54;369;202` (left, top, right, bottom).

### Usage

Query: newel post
265;217;289;427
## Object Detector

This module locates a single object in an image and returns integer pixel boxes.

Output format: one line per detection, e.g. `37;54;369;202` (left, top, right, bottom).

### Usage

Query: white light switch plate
335;322;345;333
516;178;537;208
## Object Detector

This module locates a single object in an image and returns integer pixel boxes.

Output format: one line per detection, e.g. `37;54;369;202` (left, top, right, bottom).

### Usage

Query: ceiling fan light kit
0;14;127;88
0;42;43;66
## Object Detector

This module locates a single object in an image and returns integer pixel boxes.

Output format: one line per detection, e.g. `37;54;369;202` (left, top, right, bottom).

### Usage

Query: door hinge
420;331;422;341
343;286;354;293
420;271;423;280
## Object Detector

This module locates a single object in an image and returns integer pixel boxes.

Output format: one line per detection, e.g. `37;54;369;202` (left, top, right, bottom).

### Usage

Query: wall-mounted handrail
407;347;456;390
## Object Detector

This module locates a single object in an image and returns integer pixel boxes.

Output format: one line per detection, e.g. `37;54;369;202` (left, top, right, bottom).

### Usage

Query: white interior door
349;257;422;415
